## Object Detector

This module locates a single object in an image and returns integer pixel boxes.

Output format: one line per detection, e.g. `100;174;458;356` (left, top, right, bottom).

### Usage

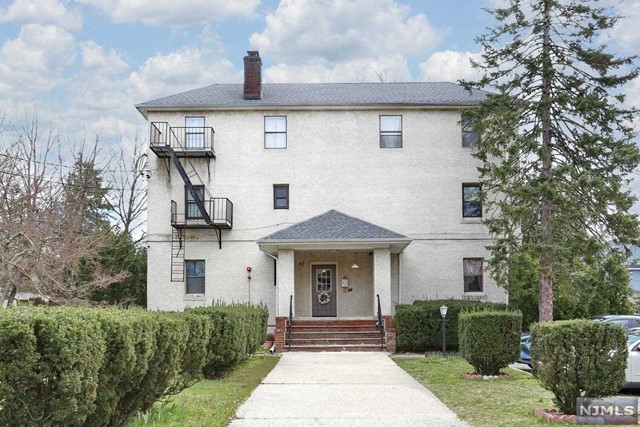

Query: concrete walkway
229;352;469;426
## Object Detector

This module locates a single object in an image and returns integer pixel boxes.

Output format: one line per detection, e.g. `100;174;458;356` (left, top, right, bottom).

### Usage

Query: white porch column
373;248;392;316
277;249;295;317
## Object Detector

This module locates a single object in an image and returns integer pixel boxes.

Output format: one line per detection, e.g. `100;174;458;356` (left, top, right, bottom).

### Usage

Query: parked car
519;315;640;365
625;328;640;388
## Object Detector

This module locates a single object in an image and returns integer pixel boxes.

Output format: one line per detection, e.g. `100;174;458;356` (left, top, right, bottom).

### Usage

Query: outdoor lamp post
440;305;448;353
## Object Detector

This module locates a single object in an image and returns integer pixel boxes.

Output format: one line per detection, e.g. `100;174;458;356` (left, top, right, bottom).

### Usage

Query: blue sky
0;0;638;143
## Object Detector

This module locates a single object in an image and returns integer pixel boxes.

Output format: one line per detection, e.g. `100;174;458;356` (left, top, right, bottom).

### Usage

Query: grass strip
127;355;279;427
395;357;567;426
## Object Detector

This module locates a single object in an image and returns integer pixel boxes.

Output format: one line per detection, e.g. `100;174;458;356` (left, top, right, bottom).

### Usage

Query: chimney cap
246;51;260;57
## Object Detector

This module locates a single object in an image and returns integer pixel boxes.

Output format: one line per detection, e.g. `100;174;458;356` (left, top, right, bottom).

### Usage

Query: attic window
265;116;287;149
380;115;402;148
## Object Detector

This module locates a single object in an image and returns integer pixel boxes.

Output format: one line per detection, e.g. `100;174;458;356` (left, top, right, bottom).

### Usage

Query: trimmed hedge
0;308;106;427
396;299;508;352
189;303;269;377
531;320;628;414
458;310;522;375
0;303;268;427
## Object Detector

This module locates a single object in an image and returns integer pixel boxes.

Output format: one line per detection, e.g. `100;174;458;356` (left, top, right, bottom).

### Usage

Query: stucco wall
145;107;508;323
293;251;374;318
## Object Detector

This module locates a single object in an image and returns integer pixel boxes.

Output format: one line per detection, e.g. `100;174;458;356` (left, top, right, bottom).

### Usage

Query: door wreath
317;290;331;305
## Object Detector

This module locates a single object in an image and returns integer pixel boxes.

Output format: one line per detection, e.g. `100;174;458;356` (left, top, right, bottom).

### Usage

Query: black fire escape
149;122;233;282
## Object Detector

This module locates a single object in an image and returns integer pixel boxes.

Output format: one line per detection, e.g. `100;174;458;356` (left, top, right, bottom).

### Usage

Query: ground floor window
186;260;205;294
463;258;483;292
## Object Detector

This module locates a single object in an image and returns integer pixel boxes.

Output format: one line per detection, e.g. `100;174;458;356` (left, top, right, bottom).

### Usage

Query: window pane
462;131;479;148
186;117;204;127
185;117;205;149
463;185;482;218
265;116;286;132
187;277;205;294
265;133;287;148
380;116;401;132
380;134;402;148
186;260;205;294
187;187;205;218
461;114;479;148
463;259;483;292
274;185;289;209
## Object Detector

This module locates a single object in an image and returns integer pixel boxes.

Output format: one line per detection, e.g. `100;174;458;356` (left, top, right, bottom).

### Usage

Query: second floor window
186;186;205;219
462;184;482;218
185;117;205;149
273;184;289;209
265;116;287;149
462;113;479;148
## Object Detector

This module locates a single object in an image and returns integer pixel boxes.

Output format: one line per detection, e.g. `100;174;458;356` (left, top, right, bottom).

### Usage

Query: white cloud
77;0;260;26
0;0;82;30
607;1;640;53
0;24;76;95
625;77;640;132
127;48;240;101
420;51;482;82
264;55;412;83
81;41;128;75
250;0;444;63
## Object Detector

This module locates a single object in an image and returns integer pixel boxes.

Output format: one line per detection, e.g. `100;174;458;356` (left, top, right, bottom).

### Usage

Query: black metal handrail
376;294;385;349
171;198;233;229
150;122;215;154
287;295;293;351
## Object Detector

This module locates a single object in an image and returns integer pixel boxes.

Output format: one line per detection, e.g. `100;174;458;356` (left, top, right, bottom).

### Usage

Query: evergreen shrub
0;302;268;426
458;310;522;375
395;299;507;352
531;320;628;414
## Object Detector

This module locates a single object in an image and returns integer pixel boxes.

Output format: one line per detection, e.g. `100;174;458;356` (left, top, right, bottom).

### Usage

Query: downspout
259;247;279;316
398;254;402;305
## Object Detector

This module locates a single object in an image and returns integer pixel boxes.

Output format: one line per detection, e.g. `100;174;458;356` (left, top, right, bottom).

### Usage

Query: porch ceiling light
351;264;359;269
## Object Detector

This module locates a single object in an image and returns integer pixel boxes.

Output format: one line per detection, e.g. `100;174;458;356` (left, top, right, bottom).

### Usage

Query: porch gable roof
257;210;411;254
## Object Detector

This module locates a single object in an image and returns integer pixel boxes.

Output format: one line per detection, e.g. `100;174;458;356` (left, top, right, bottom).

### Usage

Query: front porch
256;210;411;352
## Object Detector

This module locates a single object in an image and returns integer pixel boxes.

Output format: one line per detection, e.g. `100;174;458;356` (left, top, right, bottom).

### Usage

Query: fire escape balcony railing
171;198;233;229
150;122;215;158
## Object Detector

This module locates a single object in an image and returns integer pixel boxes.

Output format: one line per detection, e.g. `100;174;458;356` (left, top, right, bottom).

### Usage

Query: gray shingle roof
136;82;488;111
257;210;410;242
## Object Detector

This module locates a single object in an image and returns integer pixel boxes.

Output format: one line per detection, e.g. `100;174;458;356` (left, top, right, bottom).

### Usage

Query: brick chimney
243;51;262;100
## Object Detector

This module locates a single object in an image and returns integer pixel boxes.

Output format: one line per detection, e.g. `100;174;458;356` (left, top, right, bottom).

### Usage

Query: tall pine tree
463;0;640;322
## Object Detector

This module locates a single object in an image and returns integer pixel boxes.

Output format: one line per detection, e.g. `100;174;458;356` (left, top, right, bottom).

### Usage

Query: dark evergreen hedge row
531;320;628;414
0;304;268;427
395;299;508;352
458;310;522;375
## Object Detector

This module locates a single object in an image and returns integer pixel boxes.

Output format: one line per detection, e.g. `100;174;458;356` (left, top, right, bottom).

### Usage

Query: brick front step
290;331;381;339
289;325;380;332
288;337;384;346
285;319;386;352
292;319;378;326
287;344;387;352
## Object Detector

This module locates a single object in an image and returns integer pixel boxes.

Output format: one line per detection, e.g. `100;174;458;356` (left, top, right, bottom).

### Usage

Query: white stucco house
136;51;507;351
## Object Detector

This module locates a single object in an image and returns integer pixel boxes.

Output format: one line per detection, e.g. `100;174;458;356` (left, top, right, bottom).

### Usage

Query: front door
312;265;337;317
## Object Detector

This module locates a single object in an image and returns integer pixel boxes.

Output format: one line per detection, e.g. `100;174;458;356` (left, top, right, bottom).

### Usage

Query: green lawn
395;357;570;427
126;355;279;427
